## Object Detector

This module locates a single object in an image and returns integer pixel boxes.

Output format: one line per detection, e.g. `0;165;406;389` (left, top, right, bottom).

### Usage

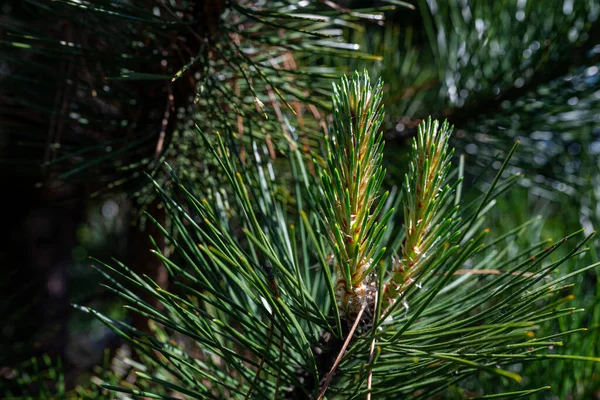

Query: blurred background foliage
1;0;600;399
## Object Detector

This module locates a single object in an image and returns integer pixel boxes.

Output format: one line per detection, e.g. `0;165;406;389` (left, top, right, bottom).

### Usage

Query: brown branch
366;290;379;400
244;315;275;400
452;269;553;281
155;85;174;159
317;302;367;400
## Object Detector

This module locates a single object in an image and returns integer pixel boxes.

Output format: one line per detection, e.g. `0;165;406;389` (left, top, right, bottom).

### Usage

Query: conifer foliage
76;72;599;399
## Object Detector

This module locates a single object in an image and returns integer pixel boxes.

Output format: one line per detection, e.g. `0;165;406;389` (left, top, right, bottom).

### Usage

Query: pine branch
74;72;600;399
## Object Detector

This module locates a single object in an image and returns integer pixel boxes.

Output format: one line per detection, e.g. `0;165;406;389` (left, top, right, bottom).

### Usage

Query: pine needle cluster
319;74;388;320
67;72;600;399
384;119;454;304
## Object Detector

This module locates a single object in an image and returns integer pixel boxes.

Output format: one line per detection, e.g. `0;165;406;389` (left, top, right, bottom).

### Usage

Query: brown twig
366;291;378;400
317;302;367;400
275;327;285;399
244;316;275;400
452;269;553;281
366;337;376;400
155;85;174;159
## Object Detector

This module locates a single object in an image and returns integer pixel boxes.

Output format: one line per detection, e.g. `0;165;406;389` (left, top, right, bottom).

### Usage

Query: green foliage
75;73;599;399
2;348;153;400
3;356;66;400
0;1;392;394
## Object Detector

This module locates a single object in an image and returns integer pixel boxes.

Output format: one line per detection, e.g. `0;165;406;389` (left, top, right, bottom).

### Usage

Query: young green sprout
320;72;390;319
384;118;454;305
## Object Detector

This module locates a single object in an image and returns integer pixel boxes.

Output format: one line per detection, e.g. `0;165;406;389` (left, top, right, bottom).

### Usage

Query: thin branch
244;316;275;399
452;269;553;281
155;85;174;159
317;302;367;400
366;291;378;400
274;327;285;399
